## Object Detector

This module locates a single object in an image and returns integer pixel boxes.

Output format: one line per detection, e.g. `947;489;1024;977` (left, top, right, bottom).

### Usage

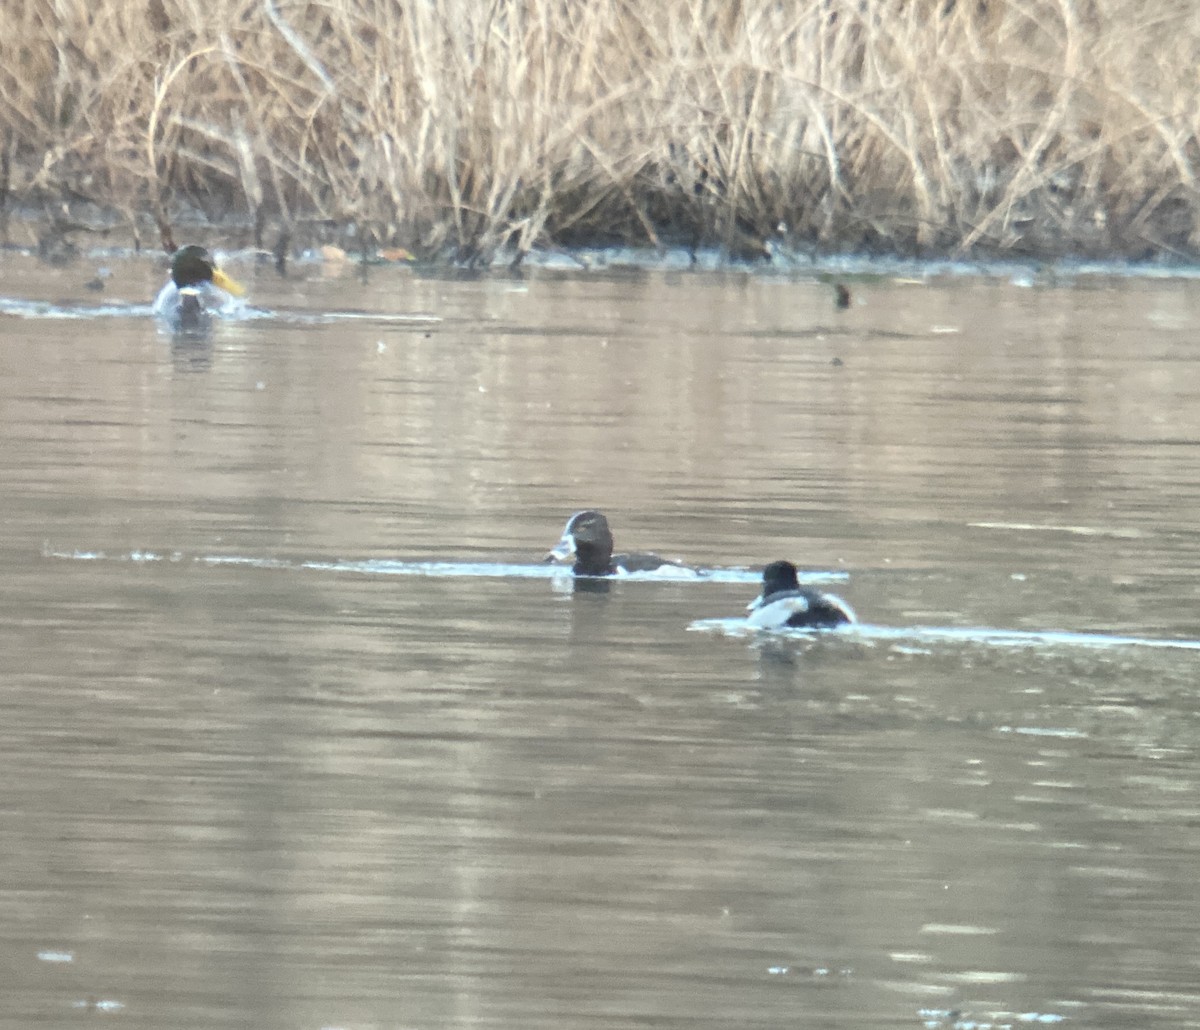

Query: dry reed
2;0;1199;262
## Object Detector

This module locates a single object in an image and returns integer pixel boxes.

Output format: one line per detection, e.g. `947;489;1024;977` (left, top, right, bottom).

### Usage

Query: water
2;252;1200;1029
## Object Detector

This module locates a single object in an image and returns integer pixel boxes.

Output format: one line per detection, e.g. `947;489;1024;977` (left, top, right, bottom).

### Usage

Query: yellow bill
211;268;246;296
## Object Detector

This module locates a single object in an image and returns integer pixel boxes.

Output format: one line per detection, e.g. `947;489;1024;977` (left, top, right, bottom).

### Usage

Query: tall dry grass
2;0;1199;261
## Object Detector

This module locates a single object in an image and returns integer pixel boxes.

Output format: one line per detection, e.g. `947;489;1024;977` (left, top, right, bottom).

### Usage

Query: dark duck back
746;560;855;629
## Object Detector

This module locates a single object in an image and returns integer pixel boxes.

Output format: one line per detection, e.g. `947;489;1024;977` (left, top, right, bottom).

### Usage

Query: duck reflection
170;333;214;373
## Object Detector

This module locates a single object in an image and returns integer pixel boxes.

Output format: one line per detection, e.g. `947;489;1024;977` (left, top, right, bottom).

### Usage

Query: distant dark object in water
746;560;855;629
545;509;690;577
83;268;112;291
834;283;852;309
831;356;844;367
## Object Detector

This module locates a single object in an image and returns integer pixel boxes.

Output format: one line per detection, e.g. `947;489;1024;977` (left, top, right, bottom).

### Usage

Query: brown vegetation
2;0;1199;263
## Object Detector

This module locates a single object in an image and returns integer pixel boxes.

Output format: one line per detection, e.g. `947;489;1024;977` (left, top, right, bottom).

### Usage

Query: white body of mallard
153;245;246;330
152;280;242;325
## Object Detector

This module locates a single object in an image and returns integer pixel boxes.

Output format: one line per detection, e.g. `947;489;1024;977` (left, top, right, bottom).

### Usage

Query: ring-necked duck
746;560;855;629
545;510;688;577
153;245;245;330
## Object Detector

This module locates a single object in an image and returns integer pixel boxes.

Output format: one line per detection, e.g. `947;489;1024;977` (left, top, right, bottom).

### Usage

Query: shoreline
6;202;1200;287
3;193;1194;273
6;210;1200;289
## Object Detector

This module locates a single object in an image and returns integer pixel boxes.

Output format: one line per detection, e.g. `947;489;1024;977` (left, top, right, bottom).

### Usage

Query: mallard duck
544;510;693;577
745;560;855;629
153;245;245;329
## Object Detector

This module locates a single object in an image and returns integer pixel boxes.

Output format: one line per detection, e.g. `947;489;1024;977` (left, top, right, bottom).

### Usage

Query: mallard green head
170;245;245;295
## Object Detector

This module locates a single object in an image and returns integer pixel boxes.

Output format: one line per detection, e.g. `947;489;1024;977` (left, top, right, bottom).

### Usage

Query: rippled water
3;251;1200;1029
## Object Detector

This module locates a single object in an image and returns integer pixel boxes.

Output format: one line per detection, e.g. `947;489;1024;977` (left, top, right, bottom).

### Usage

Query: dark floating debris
83;268;112;291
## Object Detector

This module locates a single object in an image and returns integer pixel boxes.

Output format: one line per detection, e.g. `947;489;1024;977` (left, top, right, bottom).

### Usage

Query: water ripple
687;618;1200;652
43;547;846;585
0;294;441;326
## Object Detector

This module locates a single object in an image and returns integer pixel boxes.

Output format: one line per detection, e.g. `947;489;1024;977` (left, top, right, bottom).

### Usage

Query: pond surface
2;252;1200;1029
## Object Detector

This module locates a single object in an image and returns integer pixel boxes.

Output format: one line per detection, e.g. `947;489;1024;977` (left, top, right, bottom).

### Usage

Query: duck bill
544;536;576;564
211;268;246;296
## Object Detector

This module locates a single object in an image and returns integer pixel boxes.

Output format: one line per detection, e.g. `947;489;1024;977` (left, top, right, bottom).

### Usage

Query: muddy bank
7;208;1200;296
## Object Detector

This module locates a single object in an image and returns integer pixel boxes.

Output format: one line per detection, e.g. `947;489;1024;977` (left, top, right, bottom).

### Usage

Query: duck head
545;510;615;576
170;245;245;296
